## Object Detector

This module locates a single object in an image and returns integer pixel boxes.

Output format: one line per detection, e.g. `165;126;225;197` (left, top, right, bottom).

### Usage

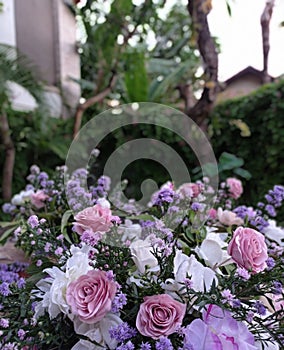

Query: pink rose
217;208;244;226
178;183;201;199
226;178;243;199
136;294;186;339
66;270;117;324
228;227;268;273
73;204;112;235
31;190;49;209
208;208;217;219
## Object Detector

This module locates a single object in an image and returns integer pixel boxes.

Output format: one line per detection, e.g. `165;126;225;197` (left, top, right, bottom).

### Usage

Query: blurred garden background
1;0;284;220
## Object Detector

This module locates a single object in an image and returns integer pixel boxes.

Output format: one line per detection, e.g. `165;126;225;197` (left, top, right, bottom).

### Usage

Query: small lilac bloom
27;215;39;228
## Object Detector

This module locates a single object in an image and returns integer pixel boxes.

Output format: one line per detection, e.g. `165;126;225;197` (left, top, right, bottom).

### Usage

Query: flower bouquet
0;158;284;350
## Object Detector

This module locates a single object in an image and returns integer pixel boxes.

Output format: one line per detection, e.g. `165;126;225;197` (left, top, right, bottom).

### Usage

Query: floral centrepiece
0;159;284;350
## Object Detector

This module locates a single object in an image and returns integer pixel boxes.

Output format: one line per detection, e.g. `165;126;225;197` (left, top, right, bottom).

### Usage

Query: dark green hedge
210;79;284;205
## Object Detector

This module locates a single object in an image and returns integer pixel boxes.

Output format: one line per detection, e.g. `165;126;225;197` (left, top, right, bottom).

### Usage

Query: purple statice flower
232;299;241;308
111;292;127;313
140;220;155;228
109;322;137;342
2;203;16;214
191;202;202;212
2;343;18;350
94;175;111;196
27;215;39;228
266;257;276;271
17;278;26;289
17;328;26;340
233;205;257;221
265;204;276;217
184;278;194;289
140;342;151;350
111;215;121;225
236;267;251;280
54;247;63;256
0;282;11;296
7;262;28;273
221;289;235;305
105;270;115;281
0;269;18;283
31;302;37;312
38;171;49;182
167;205;179;213
117;341;135;350
30;165;40;175
253;301;267;316
44;242;52;253
0;318;9;328
272;281;282;295
36;260;42;267
66;178;93;211
153;187;176;207
81;230;102;246
246;310;255;323
155;336;173;350
265;185;284;208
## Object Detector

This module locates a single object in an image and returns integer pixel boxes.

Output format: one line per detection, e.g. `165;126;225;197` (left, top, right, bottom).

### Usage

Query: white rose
195;229;232;268
72;314;122;350
263;220;284;246
34;244;93;320
164;250;217;293
118;219;142;242
130;239;159;274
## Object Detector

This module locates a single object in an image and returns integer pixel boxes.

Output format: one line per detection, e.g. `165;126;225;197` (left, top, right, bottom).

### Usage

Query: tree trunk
187;0;218;129
0;112;15;201
261;0;275;84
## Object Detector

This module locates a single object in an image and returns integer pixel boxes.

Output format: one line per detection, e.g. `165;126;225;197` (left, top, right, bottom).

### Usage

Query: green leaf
61;210;73;244
149;61;193;101
48;141;68;160
0;225;18;244
233;167;252;180
0;221;20;228
202;162;219;177
124;50;149;102
218;152;244;171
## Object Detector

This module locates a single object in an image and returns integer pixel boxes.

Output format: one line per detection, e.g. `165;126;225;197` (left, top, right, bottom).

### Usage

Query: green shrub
210;79;284;208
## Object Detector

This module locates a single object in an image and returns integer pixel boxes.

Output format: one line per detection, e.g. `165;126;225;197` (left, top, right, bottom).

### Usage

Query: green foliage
124;50;149;102
0;110;73;203
210;79;284;207
193;152;251;180
0;45;43;106
77;0;201;106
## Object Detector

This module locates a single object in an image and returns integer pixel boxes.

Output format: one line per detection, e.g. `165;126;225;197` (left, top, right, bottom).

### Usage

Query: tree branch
73;72;117;138
0;111;15;201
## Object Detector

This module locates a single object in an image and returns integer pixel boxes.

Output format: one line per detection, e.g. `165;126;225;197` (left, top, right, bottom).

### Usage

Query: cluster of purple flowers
152;187;177;207
109;322;137;343
66;169;93;212
0;262;28;297
111;292;127;313
91;175;111;198
233;205;269;231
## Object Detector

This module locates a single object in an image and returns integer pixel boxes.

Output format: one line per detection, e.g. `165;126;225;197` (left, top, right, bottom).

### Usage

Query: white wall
0;0;16;46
